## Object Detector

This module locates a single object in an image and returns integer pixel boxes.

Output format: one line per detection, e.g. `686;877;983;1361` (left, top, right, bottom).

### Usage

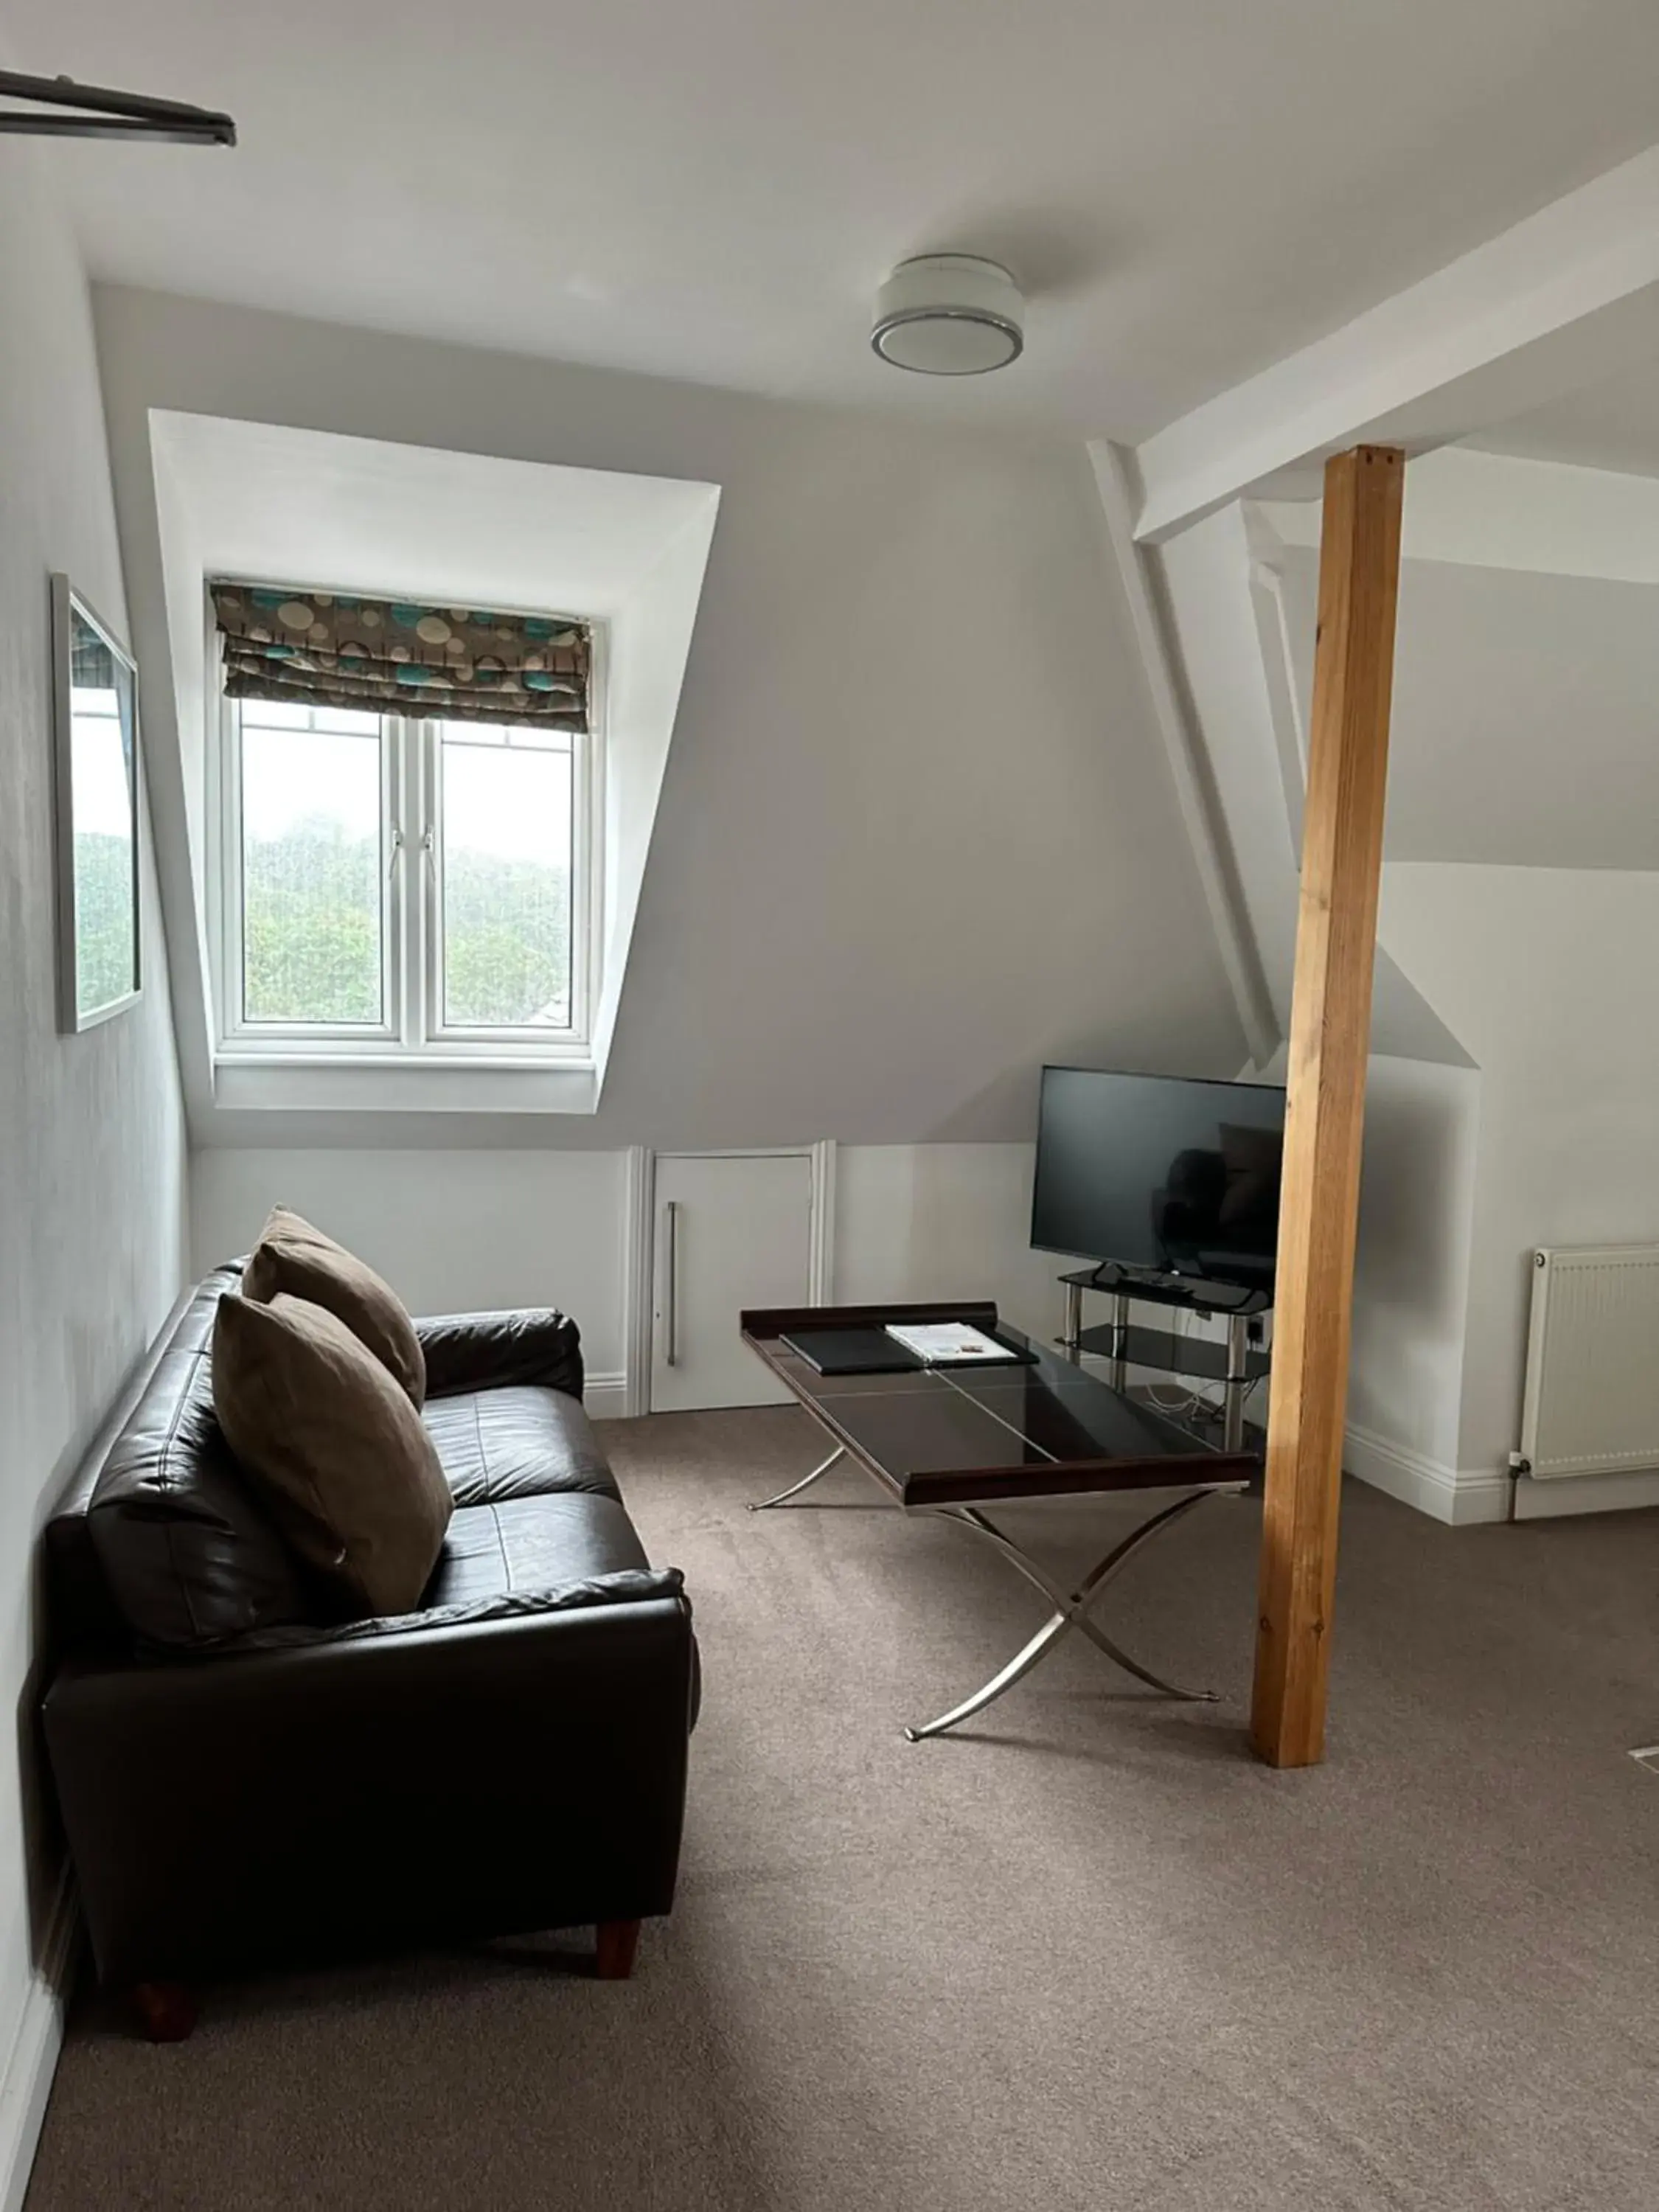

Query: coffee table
740;1301;1259;1740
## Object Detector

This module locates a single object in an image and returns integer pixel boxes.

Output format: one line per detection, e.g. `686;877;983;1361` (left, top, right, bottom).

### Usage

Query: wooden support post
1251;445;1405;1770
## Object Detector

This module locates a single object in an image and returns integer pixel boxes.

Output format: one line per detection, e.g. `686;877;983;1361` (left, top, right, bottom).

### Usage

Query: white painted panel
192;1141;1066;1420
650;1154;812;1411
190;1147;630;1375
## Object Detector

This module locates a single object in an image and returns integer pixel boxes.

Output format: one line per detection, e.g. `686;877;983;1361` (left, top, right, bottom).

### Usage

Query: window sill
212;1054;600;1117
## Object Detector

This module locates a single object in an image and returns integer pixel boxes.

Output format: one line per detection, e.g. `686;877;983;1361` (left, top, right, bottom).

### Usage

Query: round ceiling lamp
871;254;1024;376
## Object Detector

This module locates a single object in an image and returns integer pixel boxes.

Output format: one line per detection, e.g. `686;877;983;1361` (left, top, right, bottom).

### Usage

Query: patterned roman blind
210;582;591;731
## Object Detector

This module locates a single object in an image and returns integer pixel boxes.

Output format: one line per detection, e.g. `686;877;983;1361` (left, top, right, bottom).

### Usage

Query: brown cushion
212;1292;453;1619
243;1206;425;1408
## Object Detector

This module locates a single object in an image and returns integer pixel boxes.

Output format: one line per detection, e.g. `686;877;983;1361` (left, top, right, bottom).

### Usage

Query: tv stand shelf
1057;1270;1272;1456
1071;1321;1270;1388
1056;1266;1273;1318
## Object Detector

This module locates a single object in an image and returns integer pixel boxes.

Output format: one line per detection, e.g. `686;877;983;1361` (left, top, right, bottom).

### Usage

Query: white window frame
211;651;605;1068
420;717;596;1052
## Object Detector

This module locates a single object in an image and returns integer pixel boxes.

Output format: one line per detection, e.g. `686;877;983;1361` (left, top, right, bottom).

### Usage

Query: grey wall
1283;546;1659;869
94;286;1246;1154
0;148;187;2159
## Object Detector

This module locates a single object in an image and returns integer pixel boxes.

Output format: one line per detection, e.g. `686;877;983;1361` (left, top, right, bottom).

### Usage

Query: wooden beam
1251;445;1405;1770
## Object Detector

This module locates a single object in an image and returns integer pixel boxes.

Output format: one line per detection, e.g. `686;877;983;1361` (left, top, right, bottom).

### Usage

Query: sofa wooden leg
133;1982;198;2042
594;1919;641;1980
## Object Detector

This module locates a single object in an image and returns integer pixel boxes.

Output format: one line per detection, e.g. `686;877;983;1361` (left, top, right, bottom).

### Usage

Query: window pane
240;719;383;1024
235;697;311;728
234;697;380;735
439;723;573;1030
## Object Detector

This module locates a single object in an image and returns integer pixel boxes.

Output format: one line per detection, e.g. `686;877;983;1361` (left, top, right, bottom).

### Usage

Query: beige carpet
27;1406;1659;2211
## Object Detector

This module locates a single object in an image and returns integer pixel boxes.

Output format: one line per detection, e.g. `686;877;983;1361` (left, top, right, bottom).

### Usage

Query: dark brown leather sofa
41;1266;697;2038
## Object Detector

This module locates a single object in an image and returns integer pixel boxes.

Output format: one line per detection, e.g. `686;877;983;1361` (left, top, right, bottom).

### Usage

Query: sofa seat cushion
423;1386;619;1506
428;1493;649;1610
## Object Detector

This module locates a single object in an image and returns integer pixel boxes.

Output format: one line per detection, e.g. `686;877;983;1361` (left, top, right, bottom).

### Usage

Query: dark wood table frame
741;1301;1259;1740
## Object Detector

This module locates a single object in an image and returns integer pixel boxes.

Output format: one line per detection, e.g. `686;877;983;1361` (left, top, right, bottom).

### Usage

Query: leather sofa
41;1267;696;2037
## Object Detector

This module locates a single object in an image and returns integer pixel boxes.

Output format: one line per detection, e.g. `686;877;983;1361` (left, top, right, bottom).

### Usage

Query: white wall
0;142;187;2208
1343;1055;1487;1521
94;285;1247;1154
834;1144;1065;1343
1383;864;1659;1510
189;1143;1069;1411
1281;543;1659;869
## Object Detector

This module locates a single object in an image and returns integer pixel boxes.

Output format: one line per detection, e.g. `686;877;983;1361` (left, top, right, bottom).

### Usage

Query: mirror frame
50;572;142;1033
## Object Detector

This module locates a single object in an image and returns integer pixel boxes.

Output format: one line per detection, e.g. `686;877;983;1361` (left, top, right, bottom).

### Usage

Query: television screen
1030;1067;1286;1290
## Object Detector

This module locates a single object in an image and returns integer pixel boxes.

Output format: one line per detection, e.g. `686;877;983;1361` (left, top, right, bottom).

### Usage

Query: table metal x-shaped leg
748;1443;1239;1740
902;1487;1237;1740
746;1444;847;1512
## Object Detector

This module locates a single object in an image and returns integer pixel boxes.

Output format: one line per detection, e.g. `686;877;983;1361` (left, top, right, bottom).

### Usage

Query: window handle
386;827;404;881
420;825;437;880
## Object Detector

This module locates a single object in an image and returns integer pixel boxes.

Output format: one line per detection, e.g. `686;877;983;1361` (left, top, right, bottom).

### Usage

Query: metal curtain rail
0;70;235;146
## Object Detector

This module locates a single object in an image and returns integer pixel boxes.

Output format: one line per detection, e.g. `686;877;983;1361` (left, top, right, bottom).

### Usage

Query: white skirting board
1343;1423;1510;1526
1345;1424;1659;1524
582;1374;629;1422
0;1874;77;2212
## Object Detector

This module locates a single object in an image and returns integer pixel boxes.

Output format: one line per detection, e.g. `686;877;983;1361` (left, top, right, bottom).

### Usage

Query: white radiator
1520;1245;1659;1480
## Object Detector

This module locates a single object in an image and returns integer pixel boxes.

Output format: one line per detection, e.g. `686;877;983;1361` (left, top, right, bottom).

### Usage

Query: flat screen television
1030;1066;1287;1295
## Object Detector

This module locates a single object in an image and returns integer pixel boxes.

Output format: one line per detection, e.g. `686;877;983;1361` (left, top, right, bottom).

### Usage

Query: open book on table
883;1322;1020;1366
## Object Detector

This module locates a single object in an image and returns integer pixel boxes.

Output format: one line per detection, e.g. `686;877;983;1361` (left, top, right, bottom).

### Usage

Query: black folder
779;1327;923;1375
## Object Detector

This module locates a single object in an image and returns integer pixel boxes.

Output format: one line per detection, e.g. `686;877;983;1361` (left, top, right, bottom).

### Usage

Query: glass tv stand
1057;1267;1272;1454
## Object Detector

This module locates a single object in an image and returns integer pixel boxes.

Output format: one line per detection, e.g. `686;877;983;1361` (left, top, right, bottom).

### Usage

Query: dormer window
150;420;718;1119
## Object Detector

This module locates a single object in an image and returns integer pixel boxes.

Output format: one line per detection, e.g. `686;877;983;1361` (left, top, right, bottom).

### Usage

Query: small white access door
650;1152;815;1411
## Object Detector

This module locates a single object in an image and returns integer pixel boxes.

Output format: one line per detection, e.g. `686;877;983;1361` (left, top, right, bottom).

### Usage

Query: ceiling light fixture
0;69;235;147
871;254;1023;376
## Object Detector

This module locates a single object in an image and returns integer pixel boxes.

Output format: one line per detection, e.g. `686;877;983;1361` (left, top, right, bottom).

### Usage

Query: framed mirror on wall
51;573;142;1033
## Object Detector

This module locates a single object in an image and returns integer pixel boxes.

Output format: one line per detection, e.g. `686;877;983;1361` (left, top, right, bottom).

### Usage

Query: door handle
664;1200;681;1367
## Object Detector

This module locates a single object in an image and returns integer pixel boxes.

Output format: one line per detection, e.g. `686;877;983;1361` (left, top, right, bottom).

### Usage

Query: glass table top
745;1310;1259;1506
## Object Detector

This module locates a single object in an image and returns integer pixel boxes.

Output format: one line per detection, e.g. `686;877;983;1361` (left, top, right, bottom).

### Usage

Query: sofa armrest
44;1585;694;1986
415;1308;583;1400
